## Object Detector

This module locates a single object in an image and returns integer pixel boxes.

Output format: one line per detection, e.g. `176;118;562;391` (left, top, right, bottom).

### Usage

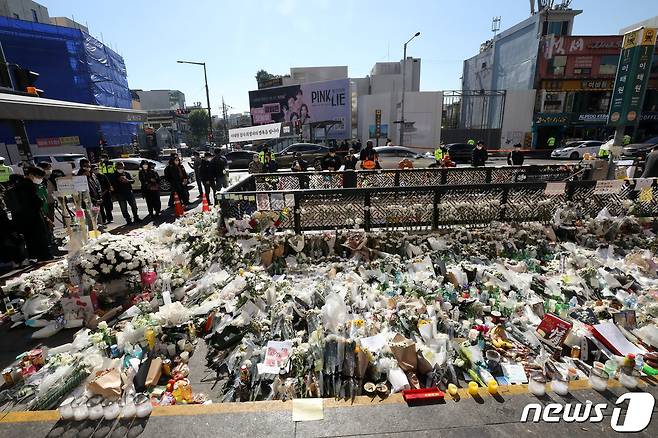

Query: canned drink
570;346;581;359
2;368;14;385
162;359;172;376
109;345;120;358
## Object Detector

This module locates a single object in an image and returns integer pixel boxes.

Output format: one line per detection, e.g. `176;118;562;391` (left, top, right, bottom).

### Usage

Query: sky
42;0;657;114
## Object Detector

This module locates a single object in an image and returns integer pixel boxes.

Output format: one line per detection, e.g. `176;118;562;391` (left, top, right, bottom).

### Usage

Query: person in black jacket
200;152;217;205
343;148;358;188
641;145;658;178
6;167;52;261
291;152;310;189
471;141;488;167
111;161;141;224
92;164;114;224
192;151;204;198
138;160;161;217
212;149;229;191
507;143;524;166
321;148;342;171
165;156;190;206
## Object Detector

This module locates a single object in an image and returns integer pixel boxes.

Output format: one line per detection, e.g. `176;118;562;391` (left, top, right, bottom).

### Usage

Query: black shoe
134;216;142;222
126;219;133;225
107;219;114;224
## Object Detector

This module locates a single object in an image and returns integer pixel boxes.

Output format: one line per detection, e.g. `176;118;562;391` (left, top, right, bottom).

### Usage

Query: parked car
622;136;658;160
275;143;330;169
444;143;475;163
110;158;195;192
33;153;86;177
550;140;603;159
225;150;254;169
355;146;435;169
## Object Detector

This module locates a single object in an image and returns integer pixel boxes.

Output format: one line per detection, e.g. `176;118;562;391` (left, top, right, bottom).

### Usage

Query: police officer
434;144;444;163
0;156;13;186
258;147;274;164
547;136;556;148
597;143;610;159
623;134;631;146
98;153;116;175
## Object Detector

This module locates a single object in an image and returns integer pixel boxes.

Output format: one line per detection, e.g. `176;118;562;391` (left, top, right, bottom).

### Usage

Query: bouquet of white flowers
74;234;156;287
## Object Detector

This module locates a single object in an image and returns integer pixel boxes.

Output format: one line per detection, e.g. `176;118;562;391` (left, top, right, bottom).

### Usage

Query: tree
187;108;210;146
255;69;276;85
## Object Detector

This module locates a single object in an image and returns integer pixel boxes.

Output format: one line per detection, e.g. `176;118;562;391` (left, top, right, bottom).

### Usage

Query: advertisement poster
249;79;351;139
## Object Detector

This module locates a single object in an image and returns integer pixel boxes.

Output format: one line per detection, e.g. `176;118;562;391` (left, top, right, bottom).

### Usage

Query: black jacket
211;155;227;175
343;155;357;171
7;178;46;228
507;150;524;166
322;154;342;171
642;150;658;178
165;164;188;187
291;158;309;172
77;170;102;202
111;171;135;196
200;160;216;182
139;169;160;192
471;147;488;167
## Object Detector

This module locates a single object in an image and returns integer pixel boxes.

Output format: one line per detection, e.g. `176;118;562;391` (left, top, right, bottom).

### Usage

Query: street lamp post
177;60;213;145
399;31;420;147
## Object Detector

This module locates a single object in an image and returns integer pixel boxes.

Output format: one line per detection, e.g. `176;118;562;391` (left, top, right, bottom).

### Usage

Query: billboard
249;79;351;139
229;123;282;143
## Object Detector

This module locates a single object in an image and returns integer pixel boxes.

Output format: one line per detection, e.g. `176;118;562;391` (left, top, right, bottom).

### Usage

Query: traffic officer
98;153;116;175
597;142;610;159
547;136;556;148
0;156;13;186
623;134;631;146
434;144;444;163
258;147;274;164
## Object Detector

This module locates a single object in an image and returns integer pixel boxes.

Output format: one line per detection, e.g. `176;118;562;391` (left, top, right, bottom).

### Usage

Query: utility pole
222;97;230;148
399;32;420;147
177;60;213;145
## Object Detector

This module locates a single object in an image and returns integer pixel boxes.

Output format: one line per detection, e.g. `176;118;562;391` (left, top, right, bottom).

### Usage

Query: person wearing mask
641;144;658;178
343;148;358;188
93;164;114;224
111;161;140;224
321;148;342;171
354;139;362;153
248;153;262;174
165;156;190;207
138;160;161;217
192;151;204;198
291;152;310;189
98;153;116;176
212;148;229;191
200;152;217;204
7;166;52;261
359;140;380;169
471;141;488;167
36;162;57;234
77;159;103;213
0;156;13;187
263;153;278;172
507;143;524;166
385;138;393;146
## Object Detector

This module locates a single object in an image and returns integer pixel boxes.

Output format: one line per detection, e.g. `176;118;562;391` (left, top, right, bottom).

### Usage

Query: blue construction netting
0;16;136;149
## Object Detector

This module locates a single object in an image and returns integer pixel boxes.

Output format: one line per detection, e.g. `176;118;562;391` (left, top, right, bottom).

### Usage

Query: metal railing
219;178;658;233
229;164;582;192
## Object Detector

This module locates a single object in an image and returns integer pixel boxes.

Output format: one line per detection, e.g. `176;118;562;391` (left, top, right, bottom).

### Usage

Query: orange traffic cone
202;193;210;213
173;192;185;217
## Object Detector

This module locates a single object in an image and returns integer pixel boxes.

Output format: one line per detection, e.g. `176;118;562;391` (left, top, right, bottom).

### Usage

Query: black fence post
394;170;400;187
565;182;575;202
485;168;492;184
499;187;508;221
293;192;301;234
441;169;447;185
364;190;371;232
432;189;440;230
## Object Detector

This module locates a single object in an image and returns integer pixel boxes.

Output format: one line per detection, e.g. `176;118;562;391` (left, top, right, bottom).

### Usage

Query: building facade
0;14;136;156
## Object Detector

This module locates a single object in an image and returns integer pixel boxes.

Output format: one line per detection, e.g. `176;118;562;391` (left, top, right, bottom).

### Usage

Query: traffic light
13;68;43;96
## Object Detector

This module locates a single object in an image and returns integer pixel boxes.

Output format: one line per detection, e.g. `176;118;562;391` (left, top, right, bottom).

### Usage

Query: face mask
205;158;211;161
31;176;44;184
142;165;148;169
117;169;124;173
175;160;180;165
45;170;52;176
83;167;91;172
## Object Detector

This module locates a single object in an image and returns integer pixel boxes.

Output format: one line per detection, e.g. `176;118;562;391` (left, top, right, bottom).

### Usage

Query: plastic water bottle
569;296;578;309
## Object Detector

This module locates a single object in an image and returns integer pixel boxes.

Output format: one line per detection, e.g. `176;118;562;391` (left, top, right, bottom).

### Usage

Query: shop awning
0;92;147;123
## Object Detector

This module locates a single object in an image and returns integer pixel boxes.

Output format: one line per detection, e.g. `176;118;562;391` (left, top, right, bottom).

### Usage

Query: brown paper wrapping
146;357;163;388
88;369;122;398
389;334;417;372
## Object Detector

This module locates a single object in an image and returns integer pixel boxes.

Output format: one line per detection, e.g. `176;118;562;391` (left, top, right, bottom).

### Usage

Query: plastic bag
321;293;349;333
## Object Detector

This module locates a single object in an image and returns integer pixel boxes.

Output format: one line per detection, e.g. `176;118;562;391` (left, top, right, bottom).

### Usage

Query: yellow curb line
0;379;647;424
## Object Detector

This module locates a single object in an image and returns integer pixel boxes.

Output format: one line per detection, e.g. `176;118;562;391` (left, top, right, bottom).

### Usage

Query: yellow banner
640;27;657;46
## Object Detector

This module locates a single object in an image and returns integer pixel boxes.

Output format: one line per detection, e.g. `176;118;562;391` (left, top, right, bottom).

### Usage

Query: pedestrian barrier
219;178;658;233
231;164;582;193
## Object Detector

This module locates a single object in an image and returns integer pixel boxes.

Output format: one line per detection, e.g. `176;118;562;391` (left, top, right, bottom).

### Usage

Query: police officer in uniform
434;144;444;164
98;153;116;175
547;136;556;148
0;156;13;187
623;134;631;146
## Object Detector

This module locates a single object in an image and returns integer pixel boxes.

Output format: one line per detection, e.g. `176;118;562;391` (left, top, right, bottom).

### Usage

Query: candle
120;400;136;418
87;395;104;420
589;368;609;392
551;376;569;396
487;380;499;395
528;374;546;397
72;397;89;421
58;397;74;420
134;393;153;418
103;399;120;420
447;383;458;396
468;381;479;396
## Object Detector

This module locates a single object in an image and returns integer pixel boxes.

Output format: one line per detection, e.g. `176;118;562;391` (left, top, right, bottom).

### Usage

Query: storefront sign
534;113;570;125
36;136;80;147
541;80;614;91
374;109;382;138
228;122;282;143
640;111;658;121
575;113;608;123
608;27;657;126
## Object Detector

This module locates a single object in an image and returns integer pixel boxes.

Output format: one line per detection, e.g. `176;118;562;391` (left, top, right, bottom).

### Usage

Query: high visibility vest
99;161;116;174
467;139;475;146
623;135;631;145
434;148;443;161
598;147;609;158
0;164;11;183
258;151;274;163
547;137;556;147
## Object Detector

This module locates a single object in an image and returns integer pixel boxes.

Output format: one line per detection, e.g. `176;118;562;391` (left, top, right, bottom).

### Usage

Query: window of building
544;92;564;112
599;55;619;75
548;56;567;76
543;20;569;36
573;67;592;75
31;9;38;22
